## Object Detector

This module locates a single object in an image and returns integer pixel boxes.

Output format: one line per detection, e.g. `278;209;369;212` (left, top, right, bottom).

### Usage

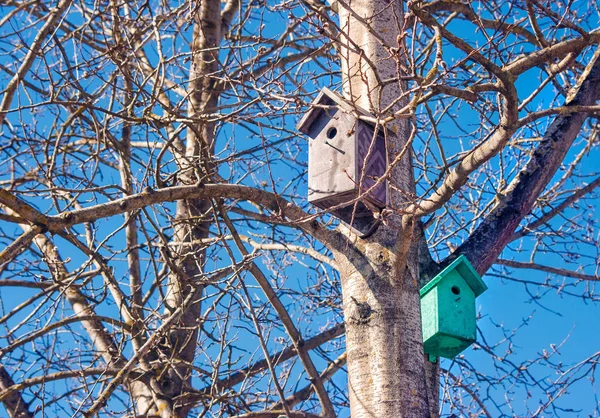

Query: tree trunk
337;0;433;416
161;0;223;415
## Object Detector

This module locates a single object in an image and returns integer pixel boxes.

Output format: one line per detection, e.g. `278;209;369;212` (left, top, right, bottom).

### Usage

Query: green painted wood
420;255;487;359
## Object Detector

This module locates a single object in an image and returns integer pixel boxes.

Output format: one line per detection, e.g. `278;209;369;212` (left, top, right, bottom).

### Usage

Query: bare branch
0;0;73;125
496;259;600;282
219;206;337;418
457;47;600;274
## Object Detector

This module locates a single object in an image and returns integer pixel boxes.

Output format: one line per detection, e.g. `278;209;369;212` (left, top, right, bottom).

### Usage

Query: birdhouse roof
420;255;487;297
296;87;374;134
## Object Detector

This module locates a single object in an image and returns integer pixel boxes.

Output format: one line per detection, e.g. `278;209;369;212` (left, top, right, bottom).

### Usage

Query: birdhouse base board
423;332;475;359
310;192;384;234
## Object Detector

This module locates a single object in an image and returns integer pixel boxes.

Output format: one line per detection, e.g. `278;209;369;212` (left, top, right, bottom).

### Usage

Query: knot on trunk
349;297;376;325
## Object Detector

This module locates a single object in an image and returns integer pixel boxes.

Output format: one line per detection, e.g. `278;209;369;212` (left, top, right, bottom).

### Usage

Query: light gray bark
337;0;431;416
0;208;162;416
29;230;163;416
162;0;229;415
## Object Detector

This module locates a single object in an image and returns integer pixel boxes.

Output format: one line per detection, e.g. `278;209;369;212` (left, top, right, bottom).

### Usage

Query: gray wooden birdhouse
298;88;388;229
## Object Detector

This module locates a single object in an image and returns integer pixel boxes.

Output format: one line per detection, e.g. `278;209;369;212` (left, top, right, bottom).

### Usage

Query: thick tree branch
504;35;596;76
0;184;347;254
0;365;33;418
409;106;518;217
457;47;600;274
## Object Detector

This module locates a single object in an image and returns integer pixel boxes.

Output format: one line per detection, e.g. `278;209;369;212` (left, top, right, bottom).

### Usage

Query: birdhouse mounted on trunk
298;88;388;231
420;255;487;361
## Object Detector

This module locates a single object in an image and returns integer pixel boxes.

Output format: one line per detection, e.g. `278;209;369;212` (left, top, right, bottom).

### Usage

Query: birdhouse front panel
307;109;359;205
421;282;477;359
437;270;477;342
420;255;487;359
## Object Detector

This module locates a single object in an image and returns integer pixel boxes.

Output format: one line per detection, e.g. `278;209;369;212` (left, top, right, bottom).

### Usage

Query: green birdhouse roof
420;255;487;298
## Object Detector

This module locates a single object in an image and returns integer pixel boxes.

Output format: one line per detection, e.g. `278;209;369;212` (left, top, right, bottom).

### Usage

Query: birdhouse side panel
356;122;387;206
424;332;473;359
437;271;477;342
308;111;357;204
421;287;440;343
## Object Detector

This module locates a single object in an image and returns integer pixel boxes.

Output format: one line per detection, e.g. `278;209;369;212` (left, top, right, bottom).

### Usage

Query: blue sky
0;0;600;416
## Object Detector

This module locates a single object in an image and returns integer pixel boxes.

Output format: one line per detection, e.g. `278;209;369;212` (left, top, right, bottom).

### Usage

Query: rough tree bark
336;3;600;417
335;0;432;416
160;0;236;415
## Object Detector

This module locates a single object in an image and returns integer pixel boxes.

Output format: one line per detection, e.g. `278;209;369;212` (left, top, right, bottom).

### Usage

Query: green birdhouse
420;255;487;361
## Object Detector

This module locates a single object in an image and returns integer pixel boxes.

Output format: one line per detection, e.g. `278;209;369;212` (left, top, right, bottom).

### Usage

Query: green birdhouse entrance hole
420;255;487;361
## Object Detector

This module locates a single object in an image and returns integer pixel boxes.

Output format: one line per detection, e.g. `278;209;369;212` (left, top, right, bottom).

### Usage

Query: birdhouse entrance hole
326;127;337;139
